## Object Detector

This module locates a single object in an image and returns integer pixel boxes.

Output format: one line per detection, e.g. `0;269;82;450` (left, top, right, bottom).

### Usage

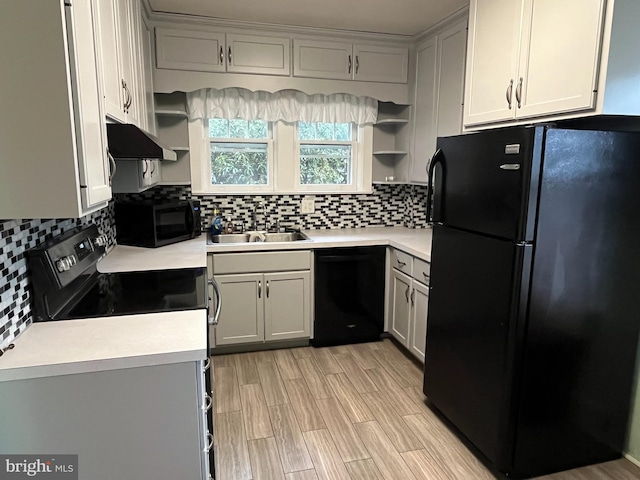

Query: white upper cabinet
226;34;291;76
353;44;408;83
294;39;408;83
94;0;147;126
0;0;111;219
464;0;606;127
156;29;290;76
293;40;353;80
411;17;467;184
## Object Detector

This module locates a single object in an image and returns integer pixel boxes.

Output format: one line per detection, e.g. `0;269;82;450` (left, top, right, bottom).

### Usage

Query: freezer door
423;225;526;468
434;126;541;241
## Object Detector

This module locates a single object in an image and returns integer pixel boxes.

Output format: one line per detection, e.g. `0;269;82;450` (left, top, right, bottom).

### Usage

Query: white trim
624;453;640;468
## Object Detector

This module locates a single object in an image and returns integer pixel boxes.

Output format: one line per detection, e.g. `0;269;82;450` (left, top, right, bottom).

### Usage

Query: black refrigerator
423;125;640;478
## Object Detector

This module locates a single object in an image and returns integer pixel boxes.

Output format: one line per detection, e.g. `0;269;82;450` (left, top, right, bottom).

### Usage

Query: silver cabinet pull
205;432;214;452
410;288;415;306
258;280;262;298
208;278;221;325
422;271;430;281
266;280;270;298
397;259;406;268
121;79;128;112
405;285;410;303
219;46;224;64
228;46;232;64
348;55;352;74
506;79;514;109
203;358;211;372
355;55;359;74
516;77;523;108
107;150;116;186
203;393;212;412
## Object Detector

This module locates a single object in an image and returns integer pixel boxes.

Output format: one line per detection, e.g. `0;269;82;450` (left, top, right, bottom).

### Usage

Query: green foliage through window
209;119;268;139
300;145;351;185
298;122;351;141
210;143;268;185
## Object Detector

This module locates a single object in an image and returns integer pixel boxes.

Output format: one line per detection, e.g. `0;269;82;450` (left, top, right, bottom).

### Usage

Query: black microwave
115;200;201;248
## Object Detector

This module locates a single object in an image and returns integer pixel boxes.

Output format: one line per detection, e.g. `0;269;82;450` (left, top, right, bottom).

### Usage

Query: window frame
205;120;275;194
294;122;360;193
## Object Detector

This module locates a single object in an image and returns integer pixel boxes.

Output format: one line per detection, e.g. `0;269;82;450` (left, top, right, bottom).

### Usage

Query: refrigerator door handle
427;148;445;225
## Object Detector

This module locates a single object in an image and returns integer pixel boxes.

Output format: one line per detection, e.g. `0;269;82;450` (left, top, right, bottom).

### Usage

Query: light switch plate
301;198;315;214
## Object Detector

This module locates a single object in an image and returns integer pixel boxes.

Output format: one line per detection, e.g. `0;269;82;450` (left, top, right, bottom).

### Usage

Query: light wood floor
211;339;640;480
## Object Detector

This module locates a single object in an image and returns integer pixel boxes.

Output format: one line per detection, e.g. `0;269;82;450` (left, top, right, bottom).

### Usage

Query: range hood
106;124;177;161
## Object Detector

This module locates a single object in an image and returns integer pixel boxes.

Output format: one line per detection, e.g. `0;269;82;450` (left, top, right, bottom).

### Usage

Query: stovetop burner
27;225;207;321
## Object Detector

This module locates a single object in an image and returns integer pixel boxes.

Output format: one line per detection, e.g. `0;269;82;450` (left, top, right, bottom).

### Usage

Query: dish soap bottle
210;207;224;235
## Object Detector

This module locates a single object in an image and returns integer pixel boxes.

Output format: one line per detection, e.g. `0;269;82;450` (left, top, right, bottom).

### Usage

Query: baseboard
624;452;640;468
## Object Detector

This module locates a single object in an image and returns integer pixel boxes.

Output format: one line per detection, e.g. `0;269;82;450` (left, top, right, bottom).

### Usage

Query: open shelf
373;150;408;156
375;118;410;125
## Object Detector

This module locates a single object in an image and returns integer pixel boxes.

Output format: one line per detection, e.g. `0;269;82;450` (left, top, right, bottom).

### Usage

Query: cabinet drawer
391;249;413;276
213;251;311;274
413;257;431;285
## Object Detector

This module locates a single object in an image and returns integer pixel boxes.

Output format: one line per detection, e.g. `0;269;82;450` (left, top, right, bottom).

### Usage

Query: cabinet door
94;0;126;122
214;273;264;346
436;20;467;138
264;271;311;342
293;40;352;80
67;0;112;209
227;34;291;76
410;37;438;183
409;280;429;362
116;0;140;127
464;0;524;126
353;44;408;83
156;28;226;72
140;18;156;134
390;269;412;347
516;0;605;119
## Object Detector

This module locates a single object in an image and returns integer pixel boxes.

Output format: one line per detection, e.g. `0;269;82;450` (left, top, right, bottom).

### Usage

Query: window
208;119;272;191
297;122;357;188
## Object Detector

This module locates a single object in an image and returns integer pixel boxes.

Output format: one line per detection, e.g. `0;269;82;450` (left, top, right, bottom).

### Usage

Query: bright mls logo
0;456;77;479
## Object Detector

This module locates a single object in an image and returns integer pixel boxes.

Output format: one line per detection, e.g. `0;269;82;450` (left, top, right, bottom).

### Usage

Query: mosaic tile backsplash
1;183;427;348
118;183;430;231
0;204;115;349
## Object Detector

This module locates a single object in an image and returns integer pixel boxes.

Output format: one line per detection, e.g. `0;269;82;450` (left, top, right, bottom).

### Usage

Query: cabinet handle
203;393;212;412
355;55;359;74
410;288;415;306
397;259;406;268
121;79;128;112
258;280;262;298
208;278;221;326
506;79;514;109
266;280;270;298
203;358;211;372
219;46;224;64
422;271;430;281
206;432;214;452
228;46;232;64
516;77;523;108
107;149;116;186
348;55;352;74
405;285;410;303
150;160;156;175
142;159;149;177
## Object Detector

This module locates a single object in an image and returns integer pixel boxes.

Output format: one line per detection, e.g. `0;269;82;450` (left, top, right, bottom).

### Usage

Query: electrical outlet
301;197;315;214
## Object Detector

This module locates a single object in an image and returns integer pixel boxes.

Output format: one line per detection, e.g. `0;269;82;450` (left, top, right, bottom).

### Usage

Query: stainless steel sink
208;231;311;244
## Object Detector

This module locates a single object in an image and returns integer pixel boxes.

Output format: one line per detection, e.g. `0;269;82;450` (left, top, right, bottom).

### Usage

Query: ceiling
147;0;469;36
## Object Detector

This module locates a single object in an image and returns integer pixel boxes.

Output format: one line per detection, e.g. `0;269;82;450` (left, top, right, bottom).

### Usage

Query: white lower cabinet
0;361;211;480
388;248;430;362
210;252;311;348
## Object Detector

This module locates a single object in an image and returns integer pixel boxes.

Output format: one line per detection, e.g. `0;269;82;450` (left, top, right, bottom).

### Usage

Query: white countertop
206;226;433;261
0;310;207;382
98;236;206;273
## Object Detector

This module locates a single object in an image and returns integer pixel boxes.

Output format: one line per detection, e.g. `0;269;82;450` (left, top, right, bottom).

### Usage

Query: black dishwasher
312;247;385;347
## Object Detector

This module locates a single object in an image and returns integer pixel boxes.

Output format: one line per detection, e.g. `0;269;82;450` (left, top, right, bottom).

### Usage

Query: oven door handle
208;278;221;326
187;200;197;238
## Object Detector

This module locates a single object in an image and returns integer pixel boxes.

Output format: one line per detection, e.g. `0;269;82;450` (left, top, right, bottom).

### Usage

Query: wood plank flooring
212;339;640;480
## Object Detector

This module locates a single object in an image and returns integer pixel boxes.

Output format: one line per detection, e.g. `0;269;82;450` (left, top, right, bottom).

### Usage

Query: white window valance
186;88;378;125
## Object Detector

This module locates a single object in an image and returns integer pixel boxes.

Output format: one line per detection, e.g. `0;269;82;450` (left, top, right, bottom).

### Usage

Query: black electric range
27;225;206;322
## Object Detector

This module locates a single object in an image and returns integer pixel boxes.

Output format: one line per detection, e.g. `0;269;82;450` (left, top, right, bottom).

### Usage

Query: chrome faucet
251;201;266;231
